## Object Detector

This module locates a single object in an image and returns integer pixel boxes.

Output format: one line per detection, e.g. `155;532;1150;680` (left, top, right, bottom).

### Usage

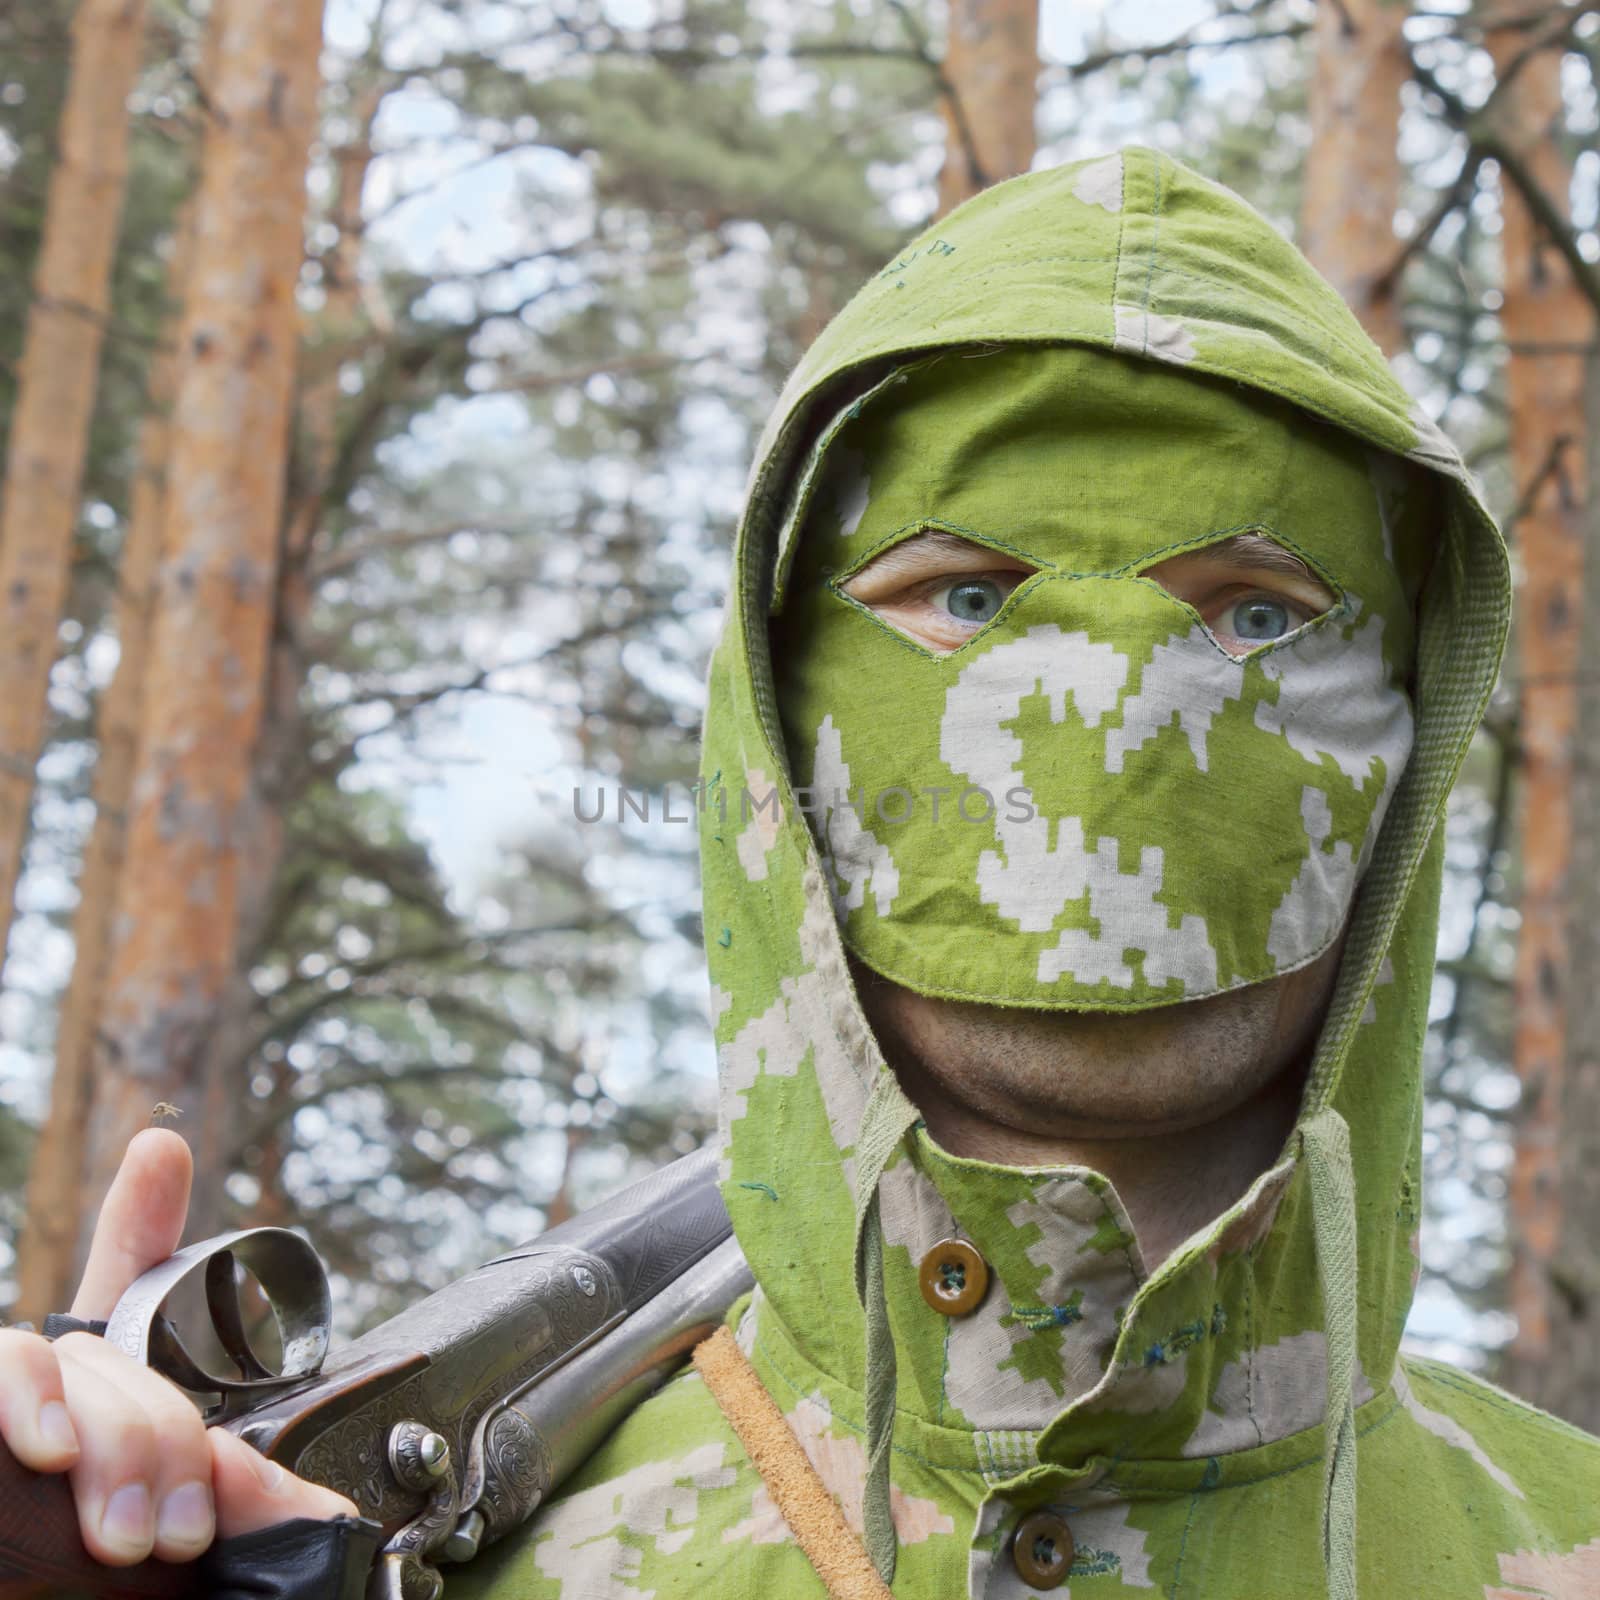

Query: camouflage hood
448;149;1600;1600
696;148;1510;1593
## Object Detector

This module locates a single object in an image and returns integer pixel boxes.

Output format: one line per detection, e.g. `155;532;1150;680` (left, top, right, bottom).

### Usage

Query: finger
72;1129;193;1321
57;1334;214;1563
54;1336;159;1566
209;1429;359;1540
0;1329;78;1470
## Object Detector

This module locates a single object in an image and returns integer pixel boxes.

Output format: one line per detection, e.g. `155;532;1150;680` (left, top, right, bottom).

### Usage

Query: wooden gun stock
0;1452;198;1598
0;1346;426;1600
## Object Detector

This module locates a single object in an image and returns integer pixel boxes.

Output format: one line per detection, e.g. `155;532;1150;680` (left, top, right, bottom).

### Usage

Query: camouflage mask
771;345;1425;1011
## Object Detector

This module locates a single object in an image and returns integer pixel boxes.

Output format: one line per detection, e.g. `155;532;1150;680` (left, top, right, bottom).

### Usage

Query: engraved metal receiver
0;1146;751;1600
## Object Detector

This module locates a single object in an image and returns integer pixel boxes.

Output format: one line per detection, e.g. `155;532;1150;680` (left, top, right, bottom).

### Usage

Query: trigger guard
103;1228;332;1401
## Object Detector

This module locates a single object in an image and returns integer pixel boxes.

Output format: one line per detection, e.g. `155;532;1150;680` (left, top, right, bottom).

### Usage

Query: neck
891;1054;1304;1270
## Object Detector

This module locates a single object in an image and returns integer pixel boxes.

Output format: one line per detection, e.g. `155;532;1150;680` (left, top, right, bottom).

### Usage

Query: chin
927;1050;1287;1142
861;971;1310;1141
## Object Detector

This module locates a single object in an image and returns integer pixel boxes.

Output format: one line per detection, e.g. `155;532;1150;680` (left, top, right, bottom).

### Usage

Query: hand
0;1129;357;1566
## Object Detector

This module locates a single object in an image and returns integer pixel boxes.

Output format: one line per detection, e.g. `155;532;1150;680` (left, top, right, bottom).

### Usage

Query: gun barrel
255;1148;736;1521
478;1235;753;1541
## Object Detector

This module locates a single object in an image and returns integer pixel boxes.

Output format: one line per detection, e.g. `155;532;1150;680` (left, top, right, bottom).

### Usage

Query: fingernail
99;1482;153;1557
157;1481;213;1550
35;1400;76;1457
249;1449;285;1493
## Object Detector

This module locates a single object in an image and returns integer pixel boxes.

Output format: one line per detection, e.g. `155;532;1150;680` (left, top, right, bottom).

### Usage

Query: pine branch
1050;20;1311;79
884;0;989;194
1408;45;1600;320
231;1059;554;1158
1374;149;1489;299
309;606;678;766
1481;131;1600;319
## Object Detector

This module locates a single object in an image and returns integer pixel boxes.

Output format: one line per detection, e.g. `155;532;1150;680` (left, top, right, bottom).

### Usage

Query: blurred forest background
0;0;1597;1432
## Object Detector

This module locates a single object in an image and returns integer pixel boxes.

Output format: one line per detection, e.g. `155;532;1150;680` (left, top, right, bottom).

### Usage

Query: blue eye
937;579;1006;624
1219;594;1297;643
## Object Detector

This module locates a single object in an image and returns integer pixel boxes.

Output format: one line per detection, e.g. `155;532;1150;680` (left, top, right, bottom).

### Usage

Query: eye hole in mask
838;528;1340;658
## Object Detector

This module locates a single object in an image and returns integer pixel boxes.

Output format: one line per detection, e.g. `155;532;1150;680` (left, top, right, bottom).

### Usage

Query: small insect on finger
148;1103;184;1125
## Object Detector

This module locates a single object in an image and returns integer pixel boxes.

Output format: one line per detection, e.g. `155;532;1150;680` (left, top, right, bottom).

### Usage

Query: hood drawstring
852;1066;921;1586
1303;1106;1360;1600
694;1325;894;1600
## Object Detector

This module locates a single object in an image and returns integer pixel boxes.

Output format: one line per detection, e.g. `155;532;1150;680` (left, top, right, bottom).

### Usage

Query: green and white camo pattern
773;343;1426;1010
448;149;1600;1599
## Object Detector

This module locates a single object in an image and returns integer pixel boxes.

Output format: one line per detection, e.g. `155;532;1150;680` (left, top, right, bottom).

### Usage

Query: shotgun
0;1146;750;1599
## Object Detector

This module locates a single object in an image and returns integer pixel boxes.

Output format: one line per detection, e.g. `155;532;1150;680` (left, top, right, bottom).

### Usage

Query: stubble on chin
849;949;1338;1143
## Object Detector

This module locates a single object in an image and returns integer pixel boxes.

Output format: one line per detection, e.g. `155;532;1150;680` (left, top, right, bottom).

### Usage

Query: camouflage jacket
448;150;1600;1599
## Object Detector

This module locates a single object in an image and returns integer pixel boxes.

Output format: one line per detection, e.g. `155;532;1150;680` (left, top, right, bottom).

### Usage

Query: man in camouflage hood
450;150;1600;1597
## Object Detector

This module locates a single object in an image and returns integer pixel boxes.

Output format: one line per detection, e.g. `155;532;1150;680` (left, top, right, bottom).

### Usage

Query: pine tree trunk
77;0;327;1241
10;196;197;1321
1559;346;1600;1432
1485;18;1597;1424
544;1126;589;1229
236;78;385;1234
935;0;1040;218
1300;0;1408;357
0;0;149;965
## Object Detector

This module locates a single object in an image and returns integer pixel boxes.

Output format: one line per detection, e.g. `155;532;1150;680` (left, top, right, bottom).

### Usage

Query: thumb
71;1129;194;1320
209;1428;360;1538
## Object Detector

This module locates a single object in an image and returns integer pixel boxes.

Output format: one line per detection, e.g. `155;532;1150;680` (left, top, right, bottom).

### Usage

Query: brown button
1011;1510;1074;1589
917;1239;989;1315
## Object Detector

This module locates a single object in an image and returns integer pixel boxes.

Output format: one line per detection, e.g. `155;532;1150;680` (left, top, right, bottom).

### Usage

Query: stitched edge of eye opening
1119;521;1345;595
1122;522;1348;662
825;520;1050;660
832;517;1054;586
826;520;1351;662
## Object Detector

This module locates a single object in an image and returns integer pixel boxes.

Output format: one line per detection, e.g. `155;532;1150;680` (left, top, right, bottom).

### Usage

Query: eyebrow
874;529;1019;566
1188;534;1318;581
841;529;1035;589
846;528;1324;588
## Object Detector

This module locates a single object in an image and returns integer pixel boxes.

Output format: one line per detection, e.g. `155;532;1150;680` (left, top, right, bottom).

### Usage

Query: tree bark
10;198;195;1321
14;0;235;1313
1300;0;1409;356
78;0;328;1241
935;0;1040;218
1484;14;1598;1427
0;0;149;966
240;76;386;1235
543;1126;588;1230
1553;343;1600;1433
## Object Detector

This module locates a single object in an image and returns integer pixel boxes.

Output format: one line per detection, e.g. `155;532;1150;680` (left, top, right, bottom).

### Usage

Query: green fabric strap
1303;1107;1359;1600
851;1066;921;1586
